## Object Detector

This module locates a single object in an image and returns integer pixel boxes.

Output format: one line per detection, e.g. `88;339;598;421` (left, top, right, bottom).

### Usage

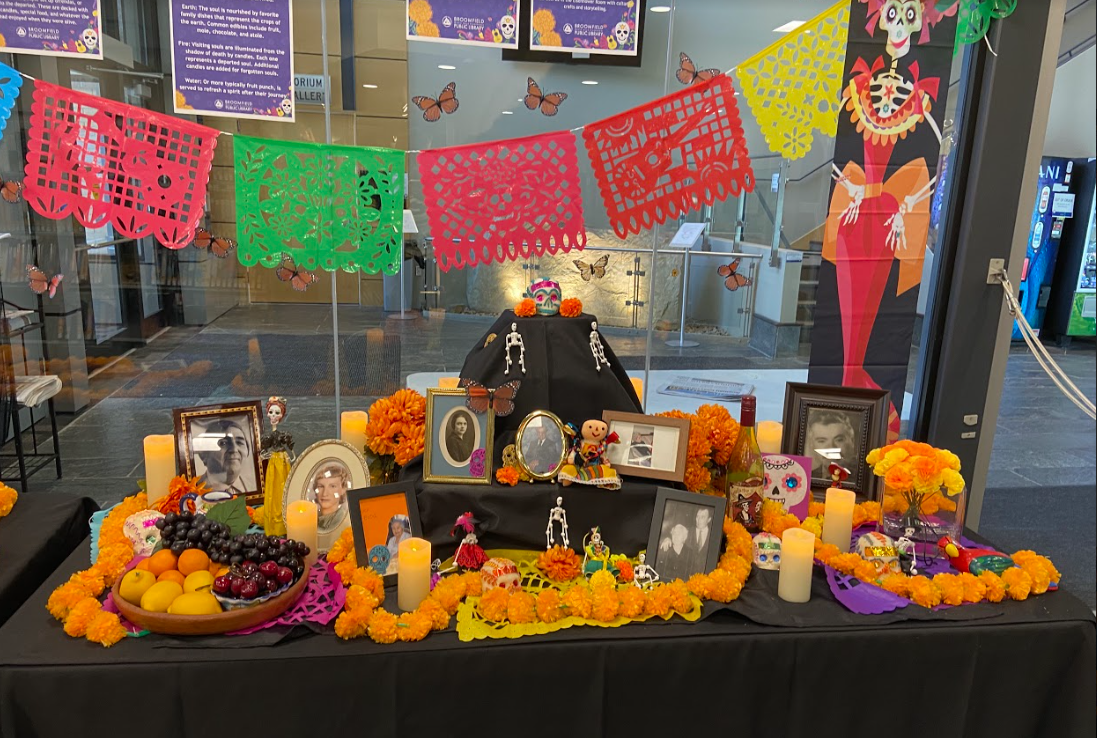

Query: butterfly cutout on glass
275;253;319;292
1;177;23;204
412;82;459;122
717;259;753;291
27;265;63;298
675;53;721;86
460;378;521;417
192;227;237;259
524;77;567;117
574;254;609;281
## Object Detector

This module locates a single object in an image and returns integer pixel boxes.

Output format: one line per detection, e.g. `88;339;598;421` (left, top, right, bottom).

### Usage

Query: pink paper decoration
23;81;218;249
582;75;755;238
418;131;586;271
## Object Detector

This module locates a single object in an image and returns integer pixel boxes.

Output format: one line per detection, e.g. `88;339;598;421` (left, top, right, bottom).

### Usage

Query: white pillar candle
821;487;857;550
285;500;319;568
778;527;815;603
756;421;783;454
340;411;369;453
398;537;431;611
143;435;176;508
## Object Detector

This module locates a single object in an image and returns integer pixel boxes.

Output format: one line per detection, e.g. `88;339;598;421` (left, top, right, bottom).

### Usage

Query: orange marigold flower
397;611;433;642
932;573;964;606
1012;551;1061;585
813;543;841;565
614;558;634;583
957;572;987;603
514;298;537;317
536;545;582;582
708;569;744;603
495;466;520;486
462;571;483;598
686;573;713;600
682;461;712;493
644;584;673;618
725;521;753;559
562;586;593;619
479;588;510;622
808;501;826;518
800;516;823;539
879;574;910;598
85;610;127;647
418;597;451;631
907;576;942;608
334;608;372;639
0;483;17;517
535;588;565;623
47;582;94;622
589;570;616;591
617;586;646;617
718;553;751;583
559;297;583;318
853;560;879;583
1020;561;1051;595
978;571;1006;602
507;591;537;624
590;587;620;622
327;528;355;564
367;609;399;644
828;553;861;576
666;581;692;613
62;597;102;637
345;584;380;613
350;567;386;604
1000;567;1032;601
393;422;426;467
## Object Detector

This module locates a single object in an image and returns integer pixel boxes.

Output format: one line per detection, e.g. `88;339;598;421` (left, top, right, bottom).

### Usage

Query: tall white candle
143;435;176;508
778;527;815;603
756;421;783;454
340;411;369;454
821;487;857;550
398;537;431;611
285;500;318;568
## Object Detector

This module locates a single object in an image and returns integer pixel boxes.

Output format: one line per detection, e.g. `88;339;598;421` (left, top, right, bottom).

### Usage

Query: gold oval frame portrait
515;410;568;481
282;439;370;554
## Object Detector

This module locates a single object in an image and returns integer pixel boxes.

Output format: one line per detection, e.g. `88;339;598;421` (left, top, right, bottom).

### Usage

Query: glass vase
878;484;967;545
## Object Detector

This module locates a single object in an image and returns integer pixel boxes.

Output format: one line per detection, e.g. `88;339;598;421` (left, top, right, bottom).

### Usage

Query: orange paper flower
559;297;583;318
514;298;537;317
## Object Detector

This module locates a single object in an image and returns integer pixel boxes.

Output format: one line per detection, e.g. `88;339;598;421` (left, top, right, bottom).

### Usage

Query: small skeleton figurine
632;552;660;589
504;322;526;375
546;496;569;549
582;526;618;578
589;321;609;372
897;526;918;576
449;512;488;571
260;396;295;460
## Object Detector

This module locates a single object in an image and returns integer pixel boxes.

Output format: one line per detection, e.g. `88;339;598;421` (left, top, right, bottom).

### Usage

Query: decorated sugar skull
878;0;923;59
82;28;99;51
762;455;809;511
752;532;782;570
279;98;293;116
613;22;631;47
499;14;516;40
480;557;521;593
266;395;288;429
528;278;562;316
857;531;900;575
123;510;165;558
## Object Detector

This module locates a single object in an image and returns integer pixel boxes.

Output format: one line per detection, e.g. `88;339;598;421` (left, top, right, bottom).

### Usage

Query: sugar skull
613;22;631;48
878;0;922;59
480;557;521;593
82;28;99;51
762;455;809;511
752;532;782;570
123;510;165;558
499;14;516;40
528;278;561;316
279;98;293;116
857;531;900;576
266;395;288;430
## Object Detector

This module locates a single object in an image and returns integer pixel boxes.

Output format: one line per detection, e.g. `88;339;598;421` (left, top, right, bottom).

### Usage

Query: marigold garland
656;405;740;493
495;466;521;486
0;482;17;518
559;297;583;318
514;298;537;318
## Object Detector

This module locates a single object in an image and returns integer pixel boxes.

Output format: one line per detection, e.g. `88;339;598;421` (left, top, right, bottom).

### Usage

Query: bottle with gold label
725;395;764;533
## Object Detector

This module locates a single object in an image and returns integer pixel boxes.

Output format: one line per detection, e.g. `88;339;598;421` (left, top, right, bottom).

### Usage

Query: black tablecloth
0;493;97;628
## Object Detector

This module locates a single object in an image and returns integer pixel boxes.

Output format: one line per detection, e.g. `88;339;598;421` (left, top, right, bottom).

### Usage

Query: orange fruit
178;549;211;577
157;570;186;586
147;549;178;578
135;559;151;571
214;566;230;578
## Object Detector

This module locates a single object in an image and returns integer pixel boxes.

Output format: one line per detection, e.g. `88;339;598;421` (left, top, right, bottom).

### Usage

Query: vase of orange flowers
657;404;740;495
867;440;967;544
364;389;427;485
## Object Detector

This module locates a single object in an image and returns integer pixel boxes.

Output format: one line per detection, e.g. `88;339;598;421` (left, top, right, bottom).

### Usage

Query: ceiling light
772;20;806;33
651;5;672;12
581;80;599;85
438;64;456;70
501;110;514;115
362;83;378;89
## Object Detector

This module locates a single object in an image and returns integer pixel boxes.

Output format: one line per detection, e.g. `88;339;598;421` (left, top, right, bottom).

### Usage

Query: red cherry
259;560;279;577
213;575;231;594
230;577;245;596
276;566;294;585
240;580;260;599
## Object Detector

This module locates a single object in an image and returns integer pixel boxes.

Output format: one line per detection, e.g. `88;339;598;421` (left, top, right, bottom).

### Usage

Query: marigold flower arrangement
0;482;16;518
866;441;964;530
364;389;427;482
514;298;537;318
656;404;740;493
559;297;583;318
536;545;582;582
152;475;210;514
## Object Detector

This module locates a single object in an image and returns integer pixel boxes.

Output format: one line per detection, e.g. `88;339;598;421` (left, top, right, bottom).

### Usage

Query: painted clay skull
762;455;809;511
614;22;631;47
879;0;922;59
123;510;165;557
499;14;516;39
856;531;900;575
82;29;99;50
280;98;293;116
528;278;562;316
480;557;521;593
266;396;287;429
752;532;782;571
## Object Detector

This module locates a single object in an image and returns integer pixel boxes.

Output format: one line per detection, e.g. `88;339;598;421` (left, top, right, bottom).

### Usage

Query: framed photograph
424;388;494;484
281;439;370;554
347;481;422;581
602;410;690;483
781;382;890;500
646;487;726;583
515;410;567;481
173;401;265;505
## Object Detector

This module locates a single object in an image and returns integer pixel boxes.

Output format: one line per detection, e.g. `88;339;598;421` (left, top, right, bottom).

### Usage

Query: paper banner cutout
23;81;218;250
582;75;755;239
234;135;406;275
953;0;1014;51
736;0;849;160
418;131;586;272
0;62;23;140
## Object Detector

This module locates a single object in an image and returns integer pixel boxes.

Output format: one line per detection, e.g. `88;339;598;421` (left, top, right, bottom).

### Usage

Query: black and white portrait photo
627;424;655;468
443;408;478;466
424;389;494;484
517;412;566;477
646;488;726;583
174;402;265;504
804;407;860;483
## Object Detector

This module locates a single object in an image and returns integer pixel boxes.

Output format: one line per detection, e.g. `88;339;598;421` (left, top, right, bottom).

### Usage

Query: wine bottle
725;395;764;533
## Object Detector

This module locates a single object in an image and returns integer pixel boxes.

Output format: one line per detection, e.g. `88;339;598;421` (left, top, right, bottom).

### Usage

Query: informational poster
0;0;103;59
529;0;639;56
170;0;295;121
407;0;519;48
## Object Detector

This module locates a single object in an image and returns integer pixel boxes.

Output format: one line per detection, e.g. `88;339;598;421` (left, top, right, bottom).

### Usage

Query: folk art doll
558;419;621;490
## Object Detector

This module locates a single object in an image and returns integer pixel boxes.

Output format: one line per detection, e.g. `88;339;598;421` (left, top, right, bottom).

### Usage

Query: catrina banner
807;0;960;436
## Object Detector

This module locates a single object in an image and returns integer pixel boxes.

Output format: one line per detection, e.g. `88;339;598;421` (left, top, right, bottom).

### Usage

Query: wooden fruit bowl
111;573;308;636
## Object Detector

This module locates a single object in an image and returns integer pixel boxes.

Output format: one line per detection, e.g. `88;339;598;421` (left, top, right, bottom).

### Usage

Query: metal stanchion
666;245;699;348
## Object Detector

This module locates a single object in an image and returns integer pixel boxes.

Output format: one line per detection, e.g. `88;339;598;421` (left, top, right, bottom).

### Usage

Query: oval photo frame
282;439;370;554
515;410;568;481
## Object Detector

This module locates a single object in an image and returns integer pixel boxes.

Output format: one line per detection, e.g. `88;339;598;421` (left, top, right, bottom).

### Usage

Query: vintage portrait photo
603;411;690;482
173;402;264;504
804;407;861;483
425;389;494;484
282;440;370;553
646;488;726;583
516;410;567;479
348;482;422;581
626;424;655;468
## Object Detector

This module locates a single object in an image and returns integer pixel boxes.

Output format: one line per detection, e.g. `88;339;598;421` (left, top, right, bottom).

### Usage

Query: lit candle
778;527;815;603
340;411;369;453
143;435;176;508
756;420;783;454
629;377;644;400
285;500;318;568
398;537;431;611
438;377;461;389
821;487;857;550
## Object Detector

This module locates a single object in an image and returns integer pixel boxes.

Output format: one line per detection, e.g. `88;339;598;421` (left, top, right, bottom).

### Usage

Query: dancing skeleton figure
633;552;660;589
504;322;526;375
897;525;918;575
546;496;569;549
589;321;609;372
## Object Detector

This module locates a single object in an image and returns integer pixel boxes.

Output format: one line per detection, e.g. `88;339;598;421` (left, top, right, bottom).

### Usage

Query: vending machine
1045;159;1096;342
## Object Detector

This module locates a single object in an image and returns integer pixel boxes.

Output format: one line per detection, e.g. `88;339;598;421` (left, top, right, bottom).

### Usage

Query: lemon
139;581;183;613
118;569;157;605
167;592;223;616
183;570;214;594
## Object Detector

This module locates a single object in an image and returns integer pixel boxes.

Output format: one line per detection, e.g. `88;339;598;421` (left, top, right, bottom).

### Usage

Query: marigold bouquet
866;440;965;532
657;404;740;493
364;389;427;482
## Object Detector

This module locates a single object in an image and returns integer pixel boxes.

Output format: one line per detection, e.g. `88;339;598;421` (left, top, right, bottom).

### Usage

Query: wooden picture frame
515;410;568;481
602;410;690;483
172;401;265;505
281;439;370;554
347;481;423;583
646;486;726;582
424;388;494;484
781;382;889;500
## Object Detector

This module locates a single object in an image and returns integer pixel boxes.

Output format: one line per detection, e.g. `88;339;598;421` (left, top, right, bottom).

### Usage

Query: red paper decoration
23;81;218;249
582;75;755;238
418;131;586;272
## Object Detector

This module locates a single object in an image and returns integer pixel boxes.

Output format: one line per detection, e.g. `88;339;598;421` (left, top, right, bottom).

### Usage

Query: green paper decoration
945;0;1018;52
233;135;406;274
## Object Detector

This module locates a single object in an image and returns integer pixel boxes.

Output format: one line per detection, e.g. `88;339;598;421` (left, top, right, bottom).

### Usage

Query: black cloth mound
0;493;98;627
459;310;642;460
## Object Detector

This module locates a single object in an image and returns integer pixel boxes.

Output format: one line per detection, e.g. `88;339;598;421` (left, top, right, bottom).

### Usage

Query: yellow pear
167;592;223;616
140;581;183;613
118;569;157;606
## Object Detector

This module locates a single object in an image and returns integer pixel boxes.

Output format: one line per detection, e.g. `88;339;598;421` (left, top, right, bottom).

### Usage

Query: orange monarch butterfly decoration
191;227;236;259
675;53;721;86
275;254;318;292
717;259;752;292
412;82;459;122
460;378;521;417
1;178;22;203
523;77;567;117
27;265;63;298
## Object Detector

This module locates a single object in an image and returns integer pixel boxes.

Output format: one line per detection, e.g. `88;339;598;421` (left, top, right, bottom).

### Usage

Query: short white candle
398;537;431;611
340;411;369;453
778;527;815;603
143;435;176;508
821;487;857;550
285;500;319;568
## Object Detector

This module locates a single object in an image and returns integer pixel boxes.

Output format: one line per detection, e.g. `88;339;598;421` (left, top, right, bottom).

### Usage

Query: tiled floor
11;306;1096;607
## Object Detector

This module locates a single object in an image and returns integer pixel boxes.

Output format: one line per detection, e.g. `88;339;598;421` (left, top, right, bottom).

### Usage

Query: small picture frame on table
347;481;423;582
515;410;568;481
646;487;726;583
173;401;265;505
424;388;494;484
281;439;370;554
781;382;889;500
602;410;690;483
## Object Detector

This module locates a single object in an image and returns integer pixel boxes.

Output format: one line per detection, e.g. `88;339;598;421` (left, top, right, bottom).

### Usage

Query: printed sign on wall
170;0;295;121
529;0;639;56
0;0;103;59
407;0;519;48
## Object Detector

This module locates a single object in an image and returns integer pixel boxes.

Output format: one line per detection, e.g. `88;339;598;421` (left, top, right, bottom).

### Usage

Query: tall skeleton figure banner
808;0;960;437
